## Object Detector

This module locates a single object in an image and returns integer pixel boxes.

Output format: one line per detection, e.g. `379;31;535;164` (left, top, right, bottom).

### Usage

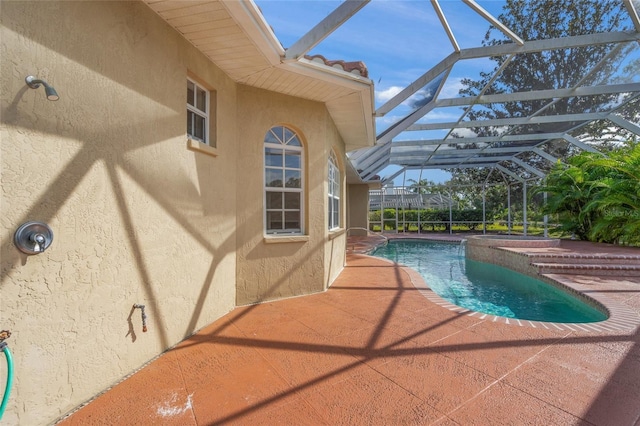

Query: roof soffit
142;0;376;150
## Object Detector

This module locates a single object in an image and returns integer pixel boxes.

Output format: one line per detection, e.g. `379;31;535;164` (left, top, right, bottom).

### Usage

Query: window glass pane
265;148;282;167
195;115;205;141
284;151;301;169
265;169;283;187
267;211;282;231
196;87;207;112
187;111;193;136
266;192;282;209
265;129;280;144
284;192;300;209
285;170;301;188
187;81;195;106
284;212;300;229
284;128;300;146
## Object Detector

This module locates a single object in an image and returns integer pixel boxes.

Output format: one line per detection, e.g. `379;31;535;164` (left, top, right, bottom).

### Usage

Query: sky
254;0;511;184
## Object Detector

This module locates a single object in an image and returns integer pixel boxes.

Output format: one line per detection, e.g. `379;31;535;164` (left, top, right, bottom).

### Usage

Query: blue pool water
372;240;607;323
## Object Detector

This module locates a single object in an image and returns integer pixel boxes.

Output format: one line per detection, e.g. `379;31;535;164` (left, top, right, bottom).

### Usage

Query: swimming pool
372;239;607;323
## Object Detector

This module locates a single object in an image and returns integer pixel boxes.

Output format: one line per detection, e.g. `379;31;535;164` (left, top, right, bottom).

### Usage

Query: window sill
328;228;346;240
187;138;218;157
264;235;309;244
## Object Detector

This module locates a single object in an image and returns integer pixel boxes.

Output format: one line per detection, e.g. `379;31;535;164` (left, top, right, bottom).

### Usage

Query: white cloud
449;128;477;138
440;77;465;98
376;86;404;103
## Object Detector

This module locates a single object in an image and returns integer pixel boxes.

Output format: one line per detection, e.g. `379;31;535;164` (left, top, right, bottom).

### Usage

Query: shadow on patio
58;253;640;425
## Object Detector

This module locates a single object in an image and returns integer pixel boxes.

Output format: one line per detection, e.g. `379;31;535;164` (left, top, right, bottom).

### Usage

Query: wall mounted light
25;75;59;101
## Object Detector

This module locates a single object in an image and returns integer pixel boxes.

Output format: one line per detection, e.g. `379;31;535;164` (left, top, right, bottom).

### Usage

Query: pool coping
369;236;640;332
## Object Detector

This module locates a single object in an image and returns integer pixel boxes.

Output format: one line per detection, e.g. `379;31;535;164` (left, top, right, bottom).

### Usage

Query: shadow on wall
0;0;243;341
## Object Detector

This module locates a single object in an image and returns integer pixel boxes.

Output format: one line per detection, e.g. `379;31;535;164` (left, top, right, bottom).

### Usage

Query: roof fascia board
222;0;284;66
345;156;366;184
284;57;373;86
284;0;370;60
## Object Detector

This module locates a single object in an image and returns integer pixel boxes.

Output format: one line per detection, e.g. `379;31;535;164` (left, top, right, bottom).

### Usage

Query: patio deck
57;237;640;425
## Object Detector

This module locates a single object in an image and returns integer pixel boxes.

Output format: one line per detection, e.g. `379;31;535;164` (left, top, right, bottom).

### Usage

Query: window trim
264;126;305;236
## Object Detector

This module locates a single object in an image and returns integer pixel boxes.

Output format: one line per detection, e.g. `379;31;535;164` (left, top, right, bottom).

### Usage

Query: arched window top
329;149;338;166
264;126;301;147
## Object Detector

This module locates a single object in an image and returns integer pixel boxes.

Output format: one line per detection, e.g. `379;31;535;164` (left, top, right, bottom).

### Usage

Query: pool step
525;253;640;265
531;262;640;277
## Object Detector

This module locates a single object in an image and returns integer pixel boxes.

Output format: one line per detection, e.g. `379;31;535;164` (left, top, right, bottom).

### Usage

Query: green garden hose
0;331;13;421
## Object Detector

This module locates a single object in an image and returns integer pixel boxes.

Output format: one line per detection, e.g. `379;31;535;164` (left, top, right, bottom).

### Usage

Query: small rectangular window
187;77;216;147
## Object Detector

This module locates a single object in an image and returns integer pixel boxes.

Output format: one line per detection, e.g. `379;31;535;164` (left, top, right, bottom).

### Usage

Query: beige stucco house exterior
0;1;375;424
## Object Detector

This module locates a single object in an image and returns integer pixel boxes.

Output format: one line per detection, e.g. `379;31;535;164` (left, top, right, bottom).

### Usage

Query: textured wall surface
235;85;347;305
1;2;242;424
347;184;371;235
1;2;349;424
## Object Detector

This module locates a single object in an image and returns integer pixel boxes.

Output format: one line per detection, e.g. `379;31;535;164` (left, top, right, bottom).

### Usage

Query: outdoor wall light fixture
25;75;59;101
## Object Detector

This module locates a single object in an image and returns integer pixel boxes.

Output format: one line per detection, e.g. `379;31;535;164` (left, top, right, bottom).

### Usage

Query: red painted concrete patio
58;238;640;425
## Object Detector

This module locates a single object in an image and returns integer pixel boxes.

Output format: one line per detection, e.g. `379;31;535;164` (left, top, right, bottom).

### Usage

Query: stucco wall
347;184;371;235
1;2;238;424
235;85;346;304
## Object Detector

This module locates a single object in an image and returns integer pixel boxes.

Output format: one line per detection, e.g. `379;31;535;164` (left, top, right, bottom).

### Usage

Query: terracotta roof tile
305;54;369;78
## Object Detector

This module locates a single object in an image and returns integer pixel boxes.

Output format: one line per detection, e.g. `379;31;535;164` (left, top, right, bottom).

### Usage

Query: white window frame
187;78;209;145
328;151;341;231
264;126;305;235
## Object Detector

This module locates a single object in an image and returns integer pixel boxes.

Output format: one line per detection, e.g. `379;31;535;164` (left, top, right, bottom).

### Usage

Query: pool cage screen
368;180;548;236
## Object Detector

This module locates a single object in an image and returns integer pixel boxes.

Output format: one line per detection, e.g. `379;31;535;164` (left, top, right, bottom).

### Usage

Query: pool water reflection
372;240;607;323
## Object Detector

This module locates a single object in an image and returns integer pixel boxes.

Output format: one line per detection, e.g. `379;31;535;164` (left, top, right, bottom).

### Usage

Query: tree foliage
460;0;628;125
451;0;632;182
534;141;640;245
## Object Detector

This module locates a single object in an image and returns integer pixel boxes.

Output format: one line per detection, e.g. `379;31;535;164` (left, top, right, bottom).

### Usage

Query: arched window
264;126;304;235
328;150;341;230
